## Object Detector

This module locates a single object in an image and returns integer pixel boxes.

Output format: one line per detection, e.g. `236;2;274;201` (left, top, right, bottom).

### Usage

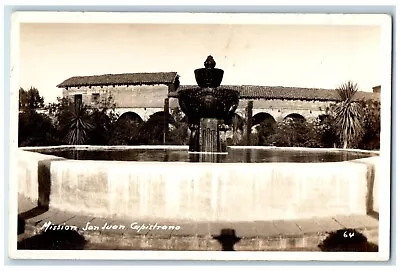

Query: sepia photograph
8;11;392;261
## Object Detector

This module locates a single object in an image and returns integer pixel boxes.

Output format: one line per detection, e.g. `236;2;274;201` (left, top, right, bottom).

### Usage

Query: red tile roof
57;72;178;88
170;85;380;102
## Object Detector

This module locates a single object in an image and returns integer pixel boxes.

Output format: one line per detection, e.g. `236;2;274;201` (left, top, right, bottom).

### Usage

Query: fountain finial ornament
204;55;216;69
194;55;224;88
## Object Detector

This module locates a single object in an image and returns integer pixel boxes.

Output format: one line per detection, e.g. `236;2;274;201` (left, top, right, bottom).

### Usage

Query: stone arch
284;113;306;122
137;111;176;144
117;111;143;125
147;111;175;124
252;112;276;127
251;112;276;134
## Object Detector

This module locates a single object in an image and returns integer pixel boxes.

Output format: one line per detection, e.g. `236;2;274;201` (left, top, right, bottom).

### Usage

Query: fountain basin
178;87;239;121
18;146;380;222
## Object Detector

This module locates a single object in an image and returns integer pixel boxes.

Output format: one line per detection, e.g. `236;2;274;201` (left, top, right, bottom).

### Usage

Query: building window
91;93;100;103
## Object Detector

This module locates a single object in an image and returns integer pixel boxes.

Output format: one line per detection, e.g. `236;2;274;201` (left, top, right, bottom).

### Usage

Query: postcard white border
8;11;392;261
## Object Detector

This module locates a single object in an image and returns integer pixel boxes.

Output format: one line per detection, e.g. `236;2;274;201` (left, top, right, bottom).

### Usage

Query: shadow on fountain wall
212;228;379;252
366;164;379;220
347;159;379;220
18;159;59;227
17;227;87;250
318;229;378;252
17;158;82;249
213;229;241;251
37;159;61;208
313;162;379;253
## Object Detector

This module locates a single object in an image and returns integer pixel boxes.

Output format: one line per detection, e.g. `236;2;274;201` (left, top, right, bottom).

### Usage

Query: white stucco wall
65;84;169;108
18;148;379;222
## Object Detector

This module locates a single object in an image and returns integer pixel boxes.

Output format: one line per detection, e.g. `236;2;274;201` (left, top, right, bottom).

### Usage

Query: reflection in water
245;149;251;163
32;148;377;163
189;153;200;162
163;151;169;162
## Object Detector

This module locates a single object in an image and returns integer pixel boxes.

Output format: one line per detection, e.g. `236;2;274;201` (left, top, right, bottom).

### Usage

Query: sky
19;23;382;104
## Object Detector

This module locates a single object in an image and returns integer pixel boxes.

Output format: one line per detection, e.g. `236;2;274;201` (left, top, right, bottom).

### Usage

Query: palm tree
332;81;364;149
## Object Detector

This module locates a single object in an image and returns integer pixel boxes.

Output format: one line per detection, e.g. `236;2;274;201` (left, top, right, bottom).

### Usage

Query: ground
17;195;379;252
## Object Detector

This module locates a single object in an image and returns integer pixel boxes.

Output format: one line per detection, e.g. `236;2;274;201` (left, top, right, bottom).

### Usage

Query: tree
315;112;339;148
18;87;59;146
331;81;364;149
167;107;189;145
18;110;59;146
358;99;380;150
19;87;44;112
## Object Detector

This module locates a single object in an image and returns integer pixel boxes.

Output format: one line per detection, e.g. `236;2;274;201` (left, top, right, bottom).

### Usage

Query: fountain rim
19;145;380;165
19;145;380;154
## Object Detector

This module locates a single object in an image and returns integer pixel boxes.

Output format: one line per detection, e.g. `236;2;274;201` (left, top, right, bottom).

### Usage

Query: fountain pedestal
200;118;219;153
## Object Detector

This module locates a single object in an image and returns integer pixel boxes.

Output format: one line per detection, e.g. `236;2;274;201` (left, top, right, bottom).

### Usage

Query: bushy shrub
90;95;120;145
358;99;380;150
263;119;323;148
254;120;277;146
18;111;60;147
89;109;115;145
314;113;339;148
167;108;189;145
19;85;379;150
137;114;167;145
235;112;342;148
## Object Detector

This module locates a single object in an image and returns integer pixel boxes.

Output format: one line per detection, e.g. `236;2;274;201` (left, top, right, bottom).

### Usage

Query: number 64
343;231;355;238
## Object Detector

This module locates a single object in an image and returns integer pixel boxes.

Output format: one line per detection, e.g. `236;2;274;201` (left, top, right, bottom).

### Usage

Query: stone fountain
178;56;240;154
17;55;380;225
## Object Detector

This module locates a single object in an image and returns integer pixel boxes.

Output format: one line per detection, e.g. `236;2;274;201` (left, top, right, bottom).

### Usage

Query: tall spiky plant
64;104;94;145
332;81;364;149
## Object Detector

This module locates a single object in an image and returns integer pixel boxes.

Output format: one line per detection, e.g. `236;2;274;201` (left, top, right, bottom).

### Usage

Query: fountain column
200;118;219;152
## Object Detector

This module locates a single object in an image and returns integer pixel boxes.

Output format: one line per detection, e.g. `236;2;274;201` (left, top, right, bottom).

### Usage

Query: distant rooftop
57;72;380;102
170;85;380;102
57;72;178;88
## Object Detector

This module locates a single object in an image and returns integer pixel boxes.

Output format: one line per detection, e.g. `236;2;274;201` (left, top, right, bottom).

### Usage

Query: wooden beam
163;98;169;145
246;101;253;146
